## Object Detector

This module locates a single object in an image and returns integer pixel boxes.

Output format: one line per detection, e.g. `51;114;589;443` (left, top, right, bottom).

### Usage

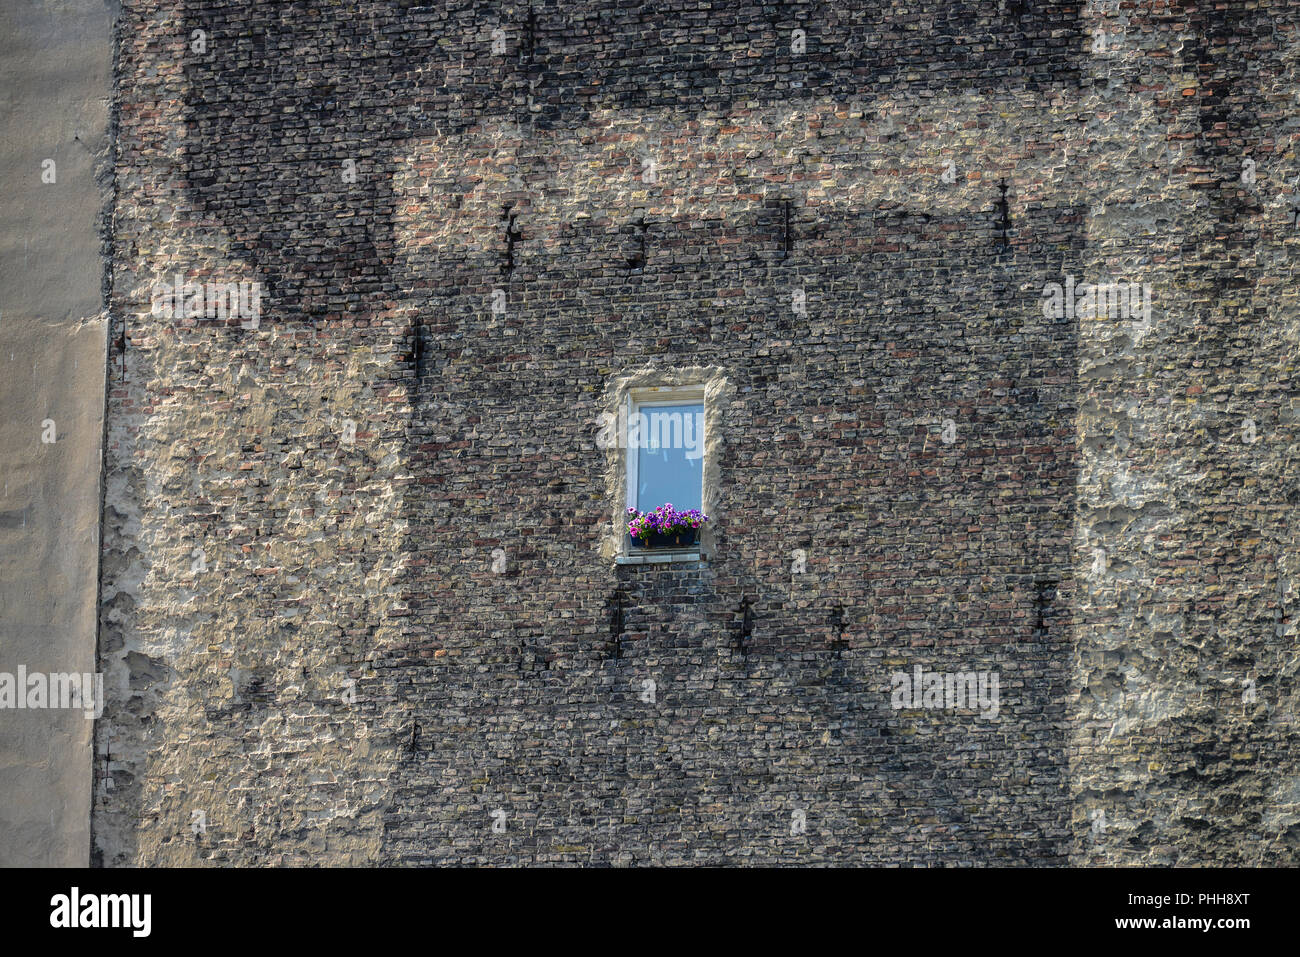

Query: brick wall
95;0;1300;865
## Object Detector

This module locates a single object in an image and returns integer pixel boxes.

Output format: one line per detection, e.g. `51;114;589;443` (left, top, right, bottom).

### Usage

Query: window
602;372;727;564
625;385;705;542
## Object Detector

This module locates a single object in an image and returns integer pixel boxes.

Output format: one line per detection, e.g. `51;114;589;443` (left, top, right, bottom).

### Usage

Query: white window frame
624;384;706;545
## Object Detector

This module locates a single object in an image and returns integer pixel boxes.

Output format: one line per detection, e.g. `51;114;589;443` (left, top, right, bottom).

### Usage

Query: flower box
626;504;707;551
629;528;698;550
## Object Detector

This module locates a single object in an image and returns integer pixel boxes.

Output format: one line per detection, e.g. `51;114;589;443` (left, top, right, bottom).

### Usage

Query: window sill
616;550;706;565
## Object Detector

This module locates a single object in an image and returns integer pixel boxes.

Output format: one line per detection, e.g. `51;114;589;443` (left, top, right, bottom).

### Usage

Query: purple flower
626;503;710;540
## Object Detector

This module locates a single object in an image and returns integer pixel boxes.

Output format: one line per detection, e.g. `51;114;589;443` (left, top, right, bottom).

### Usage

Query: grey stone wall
0;0;116;868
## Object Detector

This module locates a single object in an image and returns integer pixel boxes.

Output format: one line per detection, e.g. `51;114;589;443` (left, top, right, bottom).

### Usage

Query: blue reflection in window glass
635;402;703;512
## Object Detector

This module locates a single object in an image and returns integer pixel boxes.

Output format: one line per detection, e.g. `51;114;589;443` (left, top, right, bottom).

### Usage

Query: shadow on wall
177;0;1084;330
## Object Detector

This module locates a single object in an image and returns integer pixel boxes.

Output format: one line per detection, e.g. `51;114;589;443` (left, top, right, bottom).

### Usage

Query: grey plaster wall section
0;0;117;866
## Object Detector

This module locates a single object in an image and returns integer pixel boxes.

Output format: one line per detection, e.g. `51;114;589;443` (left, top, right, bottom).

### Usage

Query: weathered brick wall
95;0;1299;865
1070;0;1300;864
96;2;411;865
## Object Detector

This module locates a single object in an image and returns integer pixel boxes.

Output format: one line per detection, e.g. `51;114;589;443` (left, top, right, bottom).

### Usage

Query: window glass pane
634;402;703;512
